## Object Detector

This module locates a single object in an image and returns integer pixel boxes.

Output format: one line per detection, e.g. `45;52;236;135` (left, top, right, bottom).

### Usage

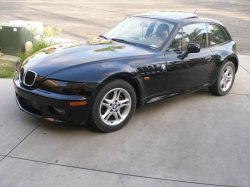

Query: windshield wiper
99;35;108;40
111;38;136;46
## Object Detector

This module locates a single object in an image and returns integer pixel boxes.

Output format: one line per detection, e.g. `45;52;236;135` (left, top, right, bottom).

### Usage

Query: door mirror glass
187;43;200;53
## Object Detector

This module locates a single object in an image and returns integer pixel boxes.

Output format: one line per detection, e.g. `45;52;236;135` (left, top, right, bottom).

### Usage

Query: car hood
22;39;155;78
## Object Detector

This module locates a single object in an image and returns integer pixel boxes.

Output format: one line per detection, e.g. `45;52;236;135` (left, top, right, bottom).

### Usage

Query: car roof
133;11;222;25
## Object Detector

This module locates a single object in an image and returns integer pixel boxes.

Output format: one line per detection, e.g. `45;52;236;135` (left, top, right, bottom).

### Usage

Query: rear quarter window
208;24;229;46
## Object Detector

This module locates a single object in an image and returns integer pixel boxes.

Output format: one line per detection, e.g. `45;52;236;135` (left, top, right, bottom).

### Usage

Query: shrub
18;26;62;64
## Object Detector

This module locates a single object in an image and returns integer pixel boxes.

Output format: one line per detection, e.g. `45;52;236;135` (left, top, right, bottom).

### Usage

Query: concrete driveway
0;55;249;187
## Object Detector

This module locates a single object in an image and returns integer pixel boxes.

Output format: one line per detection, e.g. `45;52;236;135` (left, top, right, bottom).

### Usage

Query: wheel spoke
119;99;129;104
224;68;230;76
113;112;119;121
104;112;112;121
104;98;112;104
223;81;227;88
102;110;111;119
220;79;224;87
226;75;232;81
119;98;129;108
120;103;130;108
116;90;121;100
117;110;122;119
112;90;118;101
101;103;110;108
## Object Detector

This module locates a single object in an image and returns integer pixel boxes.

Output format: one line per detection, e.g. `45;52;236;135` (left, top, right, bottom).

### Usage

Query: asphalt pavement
0;55;249;187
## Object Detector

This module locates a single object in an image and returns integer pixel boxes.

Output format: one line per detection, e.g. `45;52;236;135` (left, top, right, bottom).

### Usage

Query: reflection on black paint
94;46;125;52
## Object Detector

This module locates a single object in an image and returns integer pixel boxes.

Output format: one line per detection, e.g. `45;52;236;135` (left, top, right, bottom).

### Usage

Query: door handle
205;56;212;61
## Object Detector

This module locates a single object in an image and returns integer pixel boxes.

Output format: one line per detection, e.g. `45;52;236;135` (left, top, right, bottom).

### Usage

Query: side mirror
178;43;200;59
187;43;200;53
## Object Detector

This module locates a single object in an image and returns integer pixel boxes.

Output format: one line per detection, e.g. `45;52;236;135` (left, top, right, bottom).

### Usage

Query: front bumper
13;78;93;124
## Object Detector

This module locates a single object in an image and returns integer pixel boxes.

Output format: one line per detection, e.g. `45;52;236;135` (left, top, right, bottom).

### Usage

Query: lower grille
17;96;43;117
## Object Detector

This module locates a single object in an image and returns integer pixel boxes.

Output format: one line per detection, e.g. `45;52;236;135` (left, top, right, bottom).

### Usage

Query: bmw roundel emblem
113;105;117;109
161;64;166;70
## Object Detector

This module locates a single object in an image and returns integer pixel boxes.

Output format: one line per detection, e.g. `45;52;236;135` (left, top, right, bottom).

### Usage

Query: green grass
0;59;15;78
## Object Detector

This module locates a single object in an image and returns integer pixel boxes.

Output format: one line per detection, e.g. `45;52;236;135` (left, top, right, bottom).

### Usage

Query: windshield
104;17;176;50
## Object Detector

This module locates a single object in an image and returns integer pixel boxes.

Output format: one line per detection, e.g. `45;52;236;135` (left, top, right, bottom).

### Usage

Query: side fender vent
137;64;165;74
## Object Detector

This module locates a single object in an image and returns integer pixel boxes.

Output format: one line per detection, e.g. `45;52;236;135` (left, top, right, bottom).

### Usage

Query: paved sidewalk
0;55;249;187
0;54;19;62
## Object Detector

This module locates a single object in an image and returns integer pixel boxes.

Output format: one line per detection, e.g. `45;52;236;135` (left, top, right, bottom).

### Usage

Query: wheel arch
226;55;239;73
96;73;142;108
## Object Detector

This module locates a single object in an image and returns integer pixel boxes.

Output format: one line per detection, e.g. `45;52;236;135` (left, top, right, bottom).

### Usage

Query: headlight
39;80;83;95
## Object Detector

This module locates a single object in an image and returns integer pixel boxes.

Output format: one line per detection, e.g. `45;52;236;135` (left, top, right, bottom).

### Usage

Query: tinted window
168;23;207;51
168;30;182;51
104;17;175;50
182;23;207;50
208;24;229;46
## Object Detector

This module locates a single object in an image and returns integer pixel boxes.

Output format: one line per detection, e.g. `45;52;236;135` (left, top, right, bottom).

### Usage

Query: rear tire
90;79;136;132
209;61;235;96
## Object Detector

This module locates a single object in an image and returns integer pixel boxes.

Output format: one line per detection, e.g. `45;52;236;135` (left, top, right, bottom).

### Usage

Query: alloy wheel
220;66;233;92
99;88;132;126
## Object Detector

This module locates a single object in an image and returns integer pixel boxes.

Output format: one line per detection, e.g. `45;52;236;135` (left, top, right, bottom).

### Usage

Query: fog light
54;107;65;115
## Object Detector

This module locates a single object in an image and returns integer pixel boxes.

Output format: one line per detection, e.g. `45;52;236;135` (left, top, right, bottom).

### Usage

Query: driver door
164;23;214;92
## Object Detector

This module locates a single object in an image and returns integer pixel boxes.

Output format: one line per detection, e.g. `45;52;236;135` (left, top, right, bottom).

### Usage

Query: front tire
90;79;136;132
209;61;235;96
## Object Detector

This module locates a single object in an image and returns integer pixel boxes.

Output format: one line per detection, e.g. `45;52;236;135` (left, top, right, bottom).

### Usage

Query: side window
208;24;229;46
168;23;207;52
182;23;207;51
168;30;182;51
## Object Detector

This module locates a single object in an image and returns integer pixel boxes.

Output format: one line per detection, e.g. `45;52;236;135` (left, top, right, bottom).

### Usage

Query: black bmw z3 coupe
13;12;238;132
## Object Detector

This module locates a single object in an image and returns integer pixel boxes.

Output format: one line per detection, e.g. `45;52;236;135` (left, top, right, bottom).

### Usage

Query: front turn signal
70;101;87;106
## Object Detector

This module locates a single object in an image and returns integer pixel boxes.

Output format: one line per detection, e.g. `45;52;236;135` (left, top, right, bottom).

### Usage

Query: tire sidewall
91;79;136;132
216;61;235;95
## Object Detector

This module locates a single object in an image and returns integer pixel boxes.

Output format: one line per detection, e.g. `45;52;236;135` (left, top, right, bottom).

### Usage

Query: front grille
24;71;36;86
